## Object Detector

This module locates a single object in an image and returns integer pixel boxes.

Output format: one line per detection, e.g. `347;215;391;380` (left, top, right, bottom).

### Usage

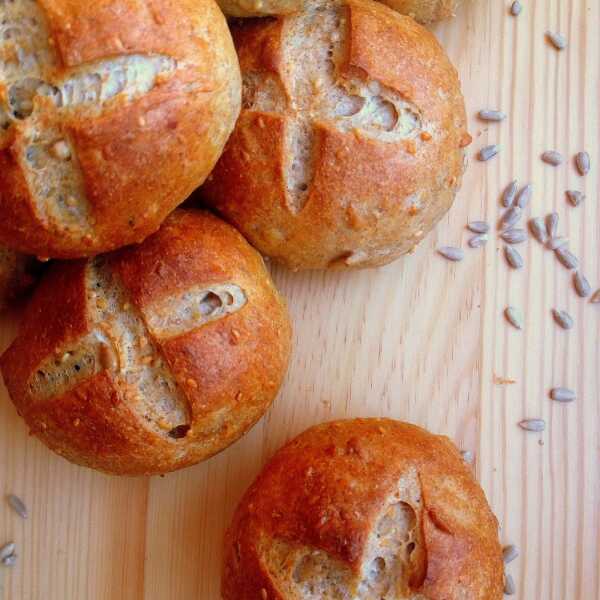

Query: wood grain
1;0;599;598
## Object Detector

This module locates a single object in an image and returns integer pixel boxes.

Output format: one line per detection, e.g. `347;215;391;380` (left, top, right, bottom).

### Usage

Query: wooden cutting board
1;1;598;598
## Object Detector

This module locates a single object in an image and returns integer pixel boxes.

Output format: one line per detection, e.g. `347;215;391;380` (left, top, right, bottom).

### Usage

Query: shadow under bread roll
0;210;292;476
0;244;39;311
223;418;503;599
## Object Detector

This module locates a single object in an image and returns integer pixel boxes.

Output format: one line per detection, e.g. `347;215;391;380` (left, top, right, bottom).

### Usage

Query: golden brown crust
202;0;469;270
0;0;241;259
0;210;292;475
223;419;503;599
377;0;462;24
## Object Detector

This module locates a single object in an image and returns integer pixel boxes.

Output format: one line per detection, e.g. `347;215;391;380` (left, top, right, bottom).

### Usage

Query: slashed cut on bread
0;0;241;259
0;210;292;476
202;0;471;270
223;418;503;599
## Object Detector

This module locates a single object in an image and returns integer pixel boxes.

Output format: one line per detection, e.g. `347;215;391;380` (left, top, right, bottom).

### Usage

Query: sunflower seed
546;212;559;238
565;190;584;207
7;494;28;520
2;553;17;567
504;573;516;595
438;247;464;262
575;151;590;176
499;206;522;230
505;306;524;329
510;0;522;16
479;144;500;161
541;150;564;166
529;217;548;244
461;450;474;464
503;544;519;564
469;234;489;248
515;183;533;209
591;289;600;304
519;418;545;432
504;246;524;269
502;180;518;207
546;31;567;50
0;543;15;562
552;309;574;330
555;246;579;270
550;387;576;403
478;109;507;122
573;271;592;297
501;228;527;244
467;220;490;234
546;236;569;250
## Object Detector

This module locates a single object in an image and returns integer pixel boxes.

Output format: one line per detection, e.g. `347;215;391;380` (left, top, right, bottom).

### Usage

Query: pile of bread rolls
0;0;503;596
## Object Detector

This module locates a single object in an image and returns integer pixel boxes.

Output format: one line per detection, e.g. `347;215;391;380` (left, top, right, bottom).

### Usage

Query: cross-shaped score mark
0;0;176;237
241;5;424;214
29;258;247;439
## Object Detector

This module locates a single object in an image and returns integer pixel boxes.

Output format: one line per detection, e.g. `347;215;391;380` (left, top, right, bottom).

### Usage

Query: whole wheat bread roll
202;0;470;270
0;210;292;476
218;0;462;22
0;245;37;310
0;0;241;259
223;418;503;599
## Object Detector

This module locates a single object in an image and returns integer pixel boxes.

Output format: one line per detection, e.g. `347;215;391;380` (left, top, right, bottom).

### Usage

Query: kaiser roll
0;0;241;259
0;210;292;476
0;244;37;310
223;418;503;599
202;0;470;271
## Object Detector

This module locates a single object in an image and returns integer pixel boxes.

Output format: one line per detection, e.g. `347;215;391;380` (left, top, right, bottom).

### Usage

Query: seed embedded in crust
479;144;500;161
541;150;563;166
437;247;464;262
502;180;518;207
575;151;590;175
519;418;545;432
478;109;507;122
50;140;71;161
550;387;576;403
504;246;524;269
546;212;559;238
555;246;579;270
505;306;523;330
503;544;519;564
510;1;522;16
529;217;548;244
6;494;28;519
499;206;522;230
566;190;585;207
573;271;592;297
467;220;490;234
515;183;533;209
468;234;489;248
546;31;567;50
552;309;574;330
501;228;527;244
546;236;569;251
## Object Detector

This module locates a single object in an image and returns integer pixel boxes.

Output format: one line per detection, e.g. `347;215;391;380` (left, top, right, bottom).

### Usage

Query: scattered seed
510;0;522;16
529;217;548;244
504;573;516;595
6;494;28;520
467;220;490;234
469;234;489;248
461;450;474;464
546;236;569;250
1;553;17;567
575;151;590;176
541;150;563;166
0;543;15;562
479;144;500;161
552;309;574;330
501;228;527;244
546;31;567;50
502;180;518;207
550;387;576;403
573;271;592;297
515;183;532;209
546;212;559;238
555;246;579;270
505;306;524;330
591;289;600;304
499;206;522;230
503;544;519;564
519;418;545;432
438;247;464;262
478;109;507;122
566;190;585;207
504;246;524;269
